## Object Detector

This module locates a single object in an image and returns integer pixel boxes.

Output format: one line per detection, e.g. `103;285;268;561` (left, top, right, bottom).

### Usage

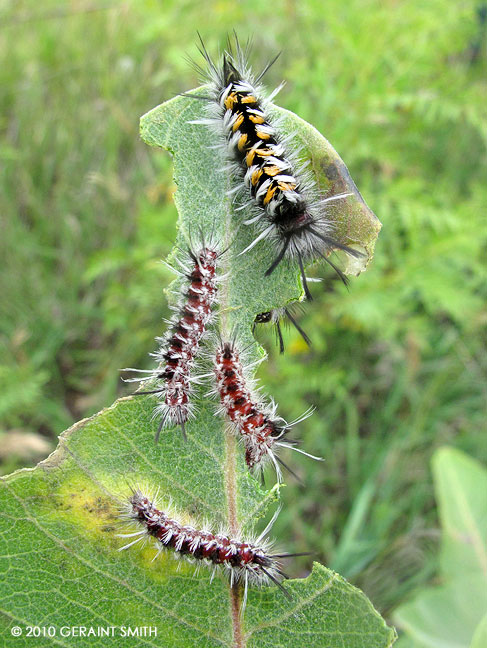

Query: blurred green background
1;0;486;630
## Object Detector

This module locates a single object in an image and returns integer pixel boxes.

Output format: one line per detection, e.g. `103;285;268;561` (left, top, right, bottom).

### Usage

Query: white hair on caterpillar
116;487;300;610
122;231;222;442
186;34;363;300
207;336;321;482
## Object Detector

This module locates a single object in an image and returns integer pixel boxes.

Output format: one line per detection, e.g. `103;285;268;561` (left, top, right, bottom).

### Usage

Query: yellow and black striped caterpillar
189;35;361;299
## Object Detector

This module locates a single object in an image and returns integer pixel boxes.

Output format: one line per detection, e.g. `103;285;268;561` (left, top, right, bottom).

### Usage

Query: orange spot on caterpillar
224;92;238;110
255;148;273;157
238;133;249;151
251;169;263;186
263;184;278;205
232;113;245;132
263;165;281;177
278;181;297;192
246;148;257;166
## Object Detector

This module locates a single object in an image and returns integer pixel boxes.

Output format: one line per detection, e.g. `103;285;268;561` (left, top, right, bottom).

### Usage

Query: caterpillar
190;35;362;299
253;306;311;354
212;339;319;479
117;488;294;605
124;241;219;441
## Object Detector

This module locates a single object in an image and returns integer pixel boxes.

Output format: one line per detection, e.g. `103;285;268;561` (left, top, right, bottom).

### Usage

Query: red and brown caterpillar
211;339;319;479
117;488;293;603
125;242;219;440
190;36;362;299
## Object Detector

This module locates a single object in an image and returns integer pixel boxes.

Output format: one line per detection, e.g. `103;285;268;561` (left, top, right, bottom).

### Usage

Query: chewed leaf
0;395;395;647
0;75;393;647
140;90;381;283
0;442;395;648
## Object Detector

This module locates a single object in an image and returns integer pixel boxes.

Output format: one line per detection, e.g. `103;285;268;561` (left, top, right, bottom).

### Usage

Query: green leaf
0;398;394;648
394;448;487;648
470;614;487;648
434;447;487;583
140;91;381;282
0;91;391;647
394;579;486;648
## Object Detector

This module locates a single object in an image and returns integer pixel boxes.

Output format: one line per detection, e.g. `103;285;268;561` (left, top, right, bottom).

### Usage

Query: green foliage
1;0;485;629
393;447;487;648
471;615;487;648
0;410;394;646
0;85;395;646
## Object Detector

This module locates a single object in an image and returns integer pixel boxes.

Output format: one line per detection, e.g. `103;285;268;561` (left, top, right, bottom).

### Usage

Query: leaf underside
0;90;393;648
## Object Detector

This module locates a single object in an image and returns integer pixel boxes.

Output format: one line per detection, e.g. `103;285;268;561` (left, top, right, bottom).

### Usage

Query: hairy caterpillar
189;35;362;299
212;339;319;479
125;241;220;441
117;488;296;605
